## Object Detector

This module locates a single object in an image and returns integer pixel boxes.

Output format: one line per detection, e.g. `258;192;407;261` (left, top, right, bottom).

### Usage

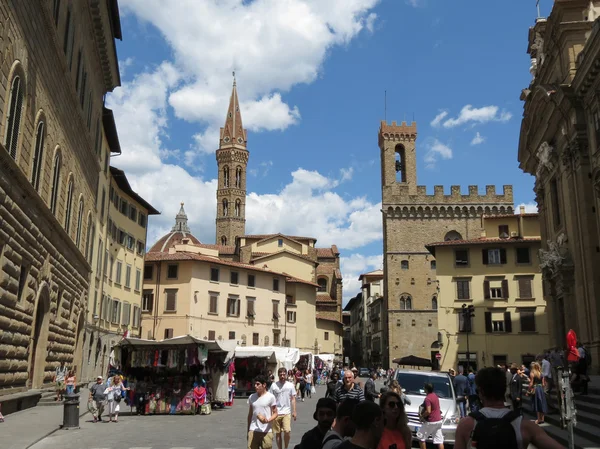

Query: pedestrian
467;368;479;413
454;367;563;449
417;383;444;449
538;354;553;409
575;343;590;395
295;397;336;449
509;363;523;415
65;369;76;395
503;364;512;407
294;368;303;400
322;399;359;449
53;360;68;401
88;375;106;423
364;372;380;402
529;362;548;424
104;375;130;423
247;375;278;449
334;370;365;403
305;369;313;399
326;372;340;398
268;370;275;389
377;391;411;449
269;368;297;449
453;366;468;418
352;369;362;389
335;400;384;449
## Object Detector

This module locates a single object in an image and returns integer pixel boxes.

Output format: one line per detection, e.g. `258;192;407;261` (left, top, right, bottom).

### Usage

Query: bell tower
215;75;248;246
379;120;418;197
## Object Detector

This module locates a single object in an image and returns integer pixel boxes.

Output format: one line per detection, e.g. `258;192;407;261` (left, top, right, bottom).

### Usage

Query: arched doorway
29;283;51;388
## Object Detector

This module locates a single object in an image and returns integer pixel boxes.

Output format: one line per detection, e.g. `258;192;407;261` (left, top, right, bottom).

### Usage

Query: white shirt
248;391;277;433
541;359;551;378
269;381;295;415
305;373;313;385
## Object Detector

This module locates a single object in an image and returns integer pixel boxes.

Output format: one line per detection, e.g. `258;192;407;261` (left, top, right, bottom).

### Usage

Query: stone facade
380;120;513;368
0;0;121;394
518;0;600;373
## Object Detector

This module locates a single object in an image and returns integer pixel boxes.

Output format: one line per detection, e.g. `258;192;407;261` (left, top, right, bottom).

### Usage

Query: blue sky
109;0;551;302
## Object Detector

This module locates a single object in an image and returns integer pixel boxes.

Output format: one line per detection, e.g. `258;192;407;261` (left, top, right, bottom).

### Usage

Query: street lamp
461;304;475;369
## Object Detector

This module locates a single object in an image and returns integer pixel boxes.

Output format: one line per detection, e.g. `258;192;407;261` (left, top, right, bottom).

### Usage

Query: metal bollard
62;393;80;429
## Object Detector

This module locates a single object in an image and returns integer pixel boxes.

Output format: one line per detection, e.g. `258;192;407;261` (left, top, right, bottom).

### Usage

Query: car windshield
396;373;453;399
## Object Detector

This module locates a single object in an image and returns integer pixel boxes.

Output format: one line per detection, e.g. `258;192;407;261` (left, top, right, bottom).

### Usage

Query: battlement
384;184;513;206
379;120;417;141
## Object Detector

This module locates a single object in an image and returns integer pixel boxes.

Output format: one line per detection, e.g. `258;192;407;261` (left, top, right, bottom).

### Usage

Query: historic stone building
380;120;513;368
0;0;121;396
518;0;600;372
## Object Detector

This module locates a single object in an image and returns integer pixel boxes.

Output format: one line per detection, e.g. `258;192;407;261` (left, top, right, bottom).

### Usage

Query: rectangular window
230;271;239;285
456;279;470;300
129;205;138;222
248;274;255;287
118;229;126;246
138;213;147;228
490;287;502;299
122;302;131;326
484;248;507;265
135;269;141;291
164;328;174;339
287;310;296;323
165;289;177;312
209;292;218;314
485;311;512;333
125;264;132;288
17;263;30;303
109;255;114;281
100;188;106;220
120;198;128;215
498;225;509;237
252;333;259;345
137;241;145;256
455;249;469;267
208;330;216;340
273;278;280;292
97;240;103;277
272;301;280;320
278;239;283;247
492;320;505;332
520;310;536;332
144;265;153;280
111;300;121;324
93;290;98;316
518;278;533;299
127;235;135;251
229;331;235;340
273;331;281;346
227;296;240;317
111;223;117;241
132;306;140;328
210;267;219;282
113;192;119;208
458;311;472;333
516;247;530;264
247;297;256;318
142;290;154;313
484;279;509;300
167;264;178;279
550;178;561;228
324;331;329;341
115;261;122;284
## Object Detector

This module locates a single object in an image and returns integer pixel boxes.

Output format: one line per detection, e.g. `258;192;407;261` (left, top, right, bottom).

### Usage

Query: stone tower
379;119;514;369
216;76;248;246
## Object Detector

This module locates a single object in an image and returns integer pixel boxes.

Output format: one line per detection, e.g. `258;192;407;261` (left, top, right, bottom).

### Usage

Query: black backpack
469;411;520;449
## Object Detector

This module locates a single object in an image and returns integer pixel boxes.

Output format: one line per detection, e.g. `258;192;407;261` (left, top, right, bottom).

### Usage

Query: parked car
358;367;370;377
393;368;460;444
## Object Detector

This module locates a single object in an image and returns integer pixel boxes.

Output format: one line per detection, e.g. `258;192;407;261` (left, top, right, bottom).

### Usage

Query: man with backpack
454;367;564;449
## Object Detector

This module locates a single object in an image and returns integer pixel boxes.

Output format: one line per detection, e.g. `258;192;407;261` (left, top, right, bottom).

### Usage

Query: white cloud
118;57;135;78
441;105;512;128
516;202;538;214
340;254;383;304
430;110;448;128
340;167;354;182
405;0;421;7
424;139;453;169
471;132;485;146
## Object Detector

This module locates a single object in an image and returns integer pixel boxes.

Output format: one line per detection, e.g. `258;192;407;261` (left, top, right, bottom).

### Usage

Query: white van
393;369;460;444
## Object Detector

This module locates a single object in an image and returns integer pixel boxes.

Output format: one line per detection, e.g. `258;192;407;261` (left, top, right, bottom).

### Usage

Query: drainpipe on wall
152;262;161;340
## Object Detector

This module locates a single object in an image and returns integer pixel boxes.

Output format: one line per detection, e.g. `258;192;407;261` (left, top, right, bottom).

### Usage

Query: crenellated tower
215;76;248;246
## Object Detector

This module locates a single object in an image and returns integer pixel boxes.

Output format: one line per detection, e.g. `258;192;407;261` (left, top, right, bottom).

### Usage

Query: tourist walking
53;360;68;401
453;367;468;418
364;372;380;402
88;376;106;423
335;401;384;449
529;362;548;424
305;369;313;399
467;368;479;413
509;363;523;415
377;391;411;449
269;368;297;449
322;399;359;449
325;372;340;398
296;397;336;449
65;370;76;395
417;383;444;449
454;367;563;449
334;370;365;403
248;375;278;449
104;375;130;423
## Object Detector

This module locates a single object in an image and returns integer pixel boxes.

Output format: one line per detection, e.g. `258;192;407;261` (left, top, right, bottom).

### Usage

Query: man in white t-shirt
248;375;279;449
269;368;297;449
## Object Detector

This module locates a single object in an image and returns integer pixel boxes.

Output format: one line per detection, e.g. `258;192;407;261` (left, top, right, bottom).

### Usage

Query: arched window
444;230;463;241
236;166;242;188
221;236;227;245
317;278;328;292
75;198;84;248
400;294;412;310
223;166;229;187
395;144;406;183
222;199;228;216
31;120;45;191
4;74;24;159
85;214;94;263
50;150;62;215
234;199;241;217
401;260;409;270
432;296;438;310
64;177;74;232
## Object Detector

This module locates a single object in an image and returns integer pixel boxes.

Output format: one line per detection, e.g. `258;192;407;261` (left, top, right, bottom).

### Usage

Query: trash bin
62;393;80;429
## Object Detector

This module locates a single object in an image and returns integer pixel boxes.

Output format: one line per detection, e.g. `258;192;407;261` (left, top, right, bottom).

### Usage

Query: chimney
520;205;526;214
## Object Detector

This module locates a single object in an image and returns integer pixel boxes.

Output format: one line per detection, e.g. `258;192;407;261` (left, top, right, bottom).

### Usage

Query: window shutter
504;311;512;333
483;280;490;299
482;249;489;265
500;248;507;264
464;281;470;299
501;279;509;299
484;312;492;333
519;279;532;298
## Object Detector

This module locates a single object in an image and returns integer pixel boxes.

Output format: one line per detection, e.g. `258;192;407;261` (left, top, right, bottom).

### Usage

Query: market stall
114;336;235;414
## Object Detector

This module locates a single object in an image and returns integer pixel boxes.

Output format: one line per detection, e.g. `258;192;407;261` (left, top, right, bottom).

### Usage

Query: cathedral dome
148;202;202;253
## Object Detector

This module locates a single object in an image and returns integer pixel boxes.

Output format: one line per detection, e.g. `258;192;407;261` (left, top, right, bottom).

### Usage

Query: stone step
524;407;600;446
540;422;600;449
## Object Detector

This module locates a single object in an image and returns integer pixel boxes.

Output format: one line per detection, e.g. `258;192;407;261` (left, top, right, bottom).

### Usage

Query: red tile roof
145;251;283;275
251;250;317;265
148;232;237;255
316;314;343;325
316;293;336;302
284;274;319;288
243;233;316;242
426;237;541;248
316;248;335;258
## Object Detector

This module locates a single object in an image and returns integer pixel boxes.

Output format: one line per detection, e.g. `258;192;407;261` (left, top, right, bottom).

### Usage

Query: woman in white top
304;369;313;398
104;375;130;423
